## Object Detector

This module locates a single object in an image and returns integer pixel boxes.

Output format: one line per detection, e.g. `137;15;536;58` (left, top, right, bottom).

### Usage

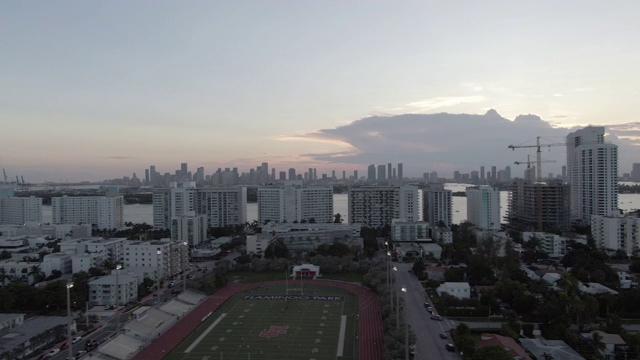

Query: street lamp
156;250;162;305
115;264;122;334
401;287;408;360
182;242;188;292
392;266;398;312
66;282;74;360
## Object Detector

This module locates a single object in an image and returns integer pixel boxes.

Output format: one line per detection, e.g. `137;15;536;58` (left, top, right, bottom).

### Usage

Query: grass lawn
165;284;358;360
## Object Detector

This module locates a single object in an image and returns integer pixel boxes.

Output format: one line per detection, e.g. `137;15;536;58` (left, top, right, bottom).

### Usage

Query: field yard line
184;313;227;353
336;315;347;357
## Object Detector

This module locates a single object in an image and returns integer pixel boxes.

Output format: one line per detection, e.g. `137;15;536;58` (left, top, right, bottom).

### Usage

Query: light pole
115;264;122;334
182;242;188;293
156;250;162;305
66;282;74;360
392;266;398;312
396;285;401;330
401;287;408;360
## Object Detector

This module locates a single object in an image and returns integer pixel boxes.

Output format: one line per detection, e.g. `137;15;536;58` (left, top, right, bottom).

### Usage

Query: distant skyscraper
144;169;150;184
387;163;392;180
377;165;386;181
367;165;376;182
354;170;358;180
288;168;296;180
632;163;640;182
566;126;618;222
181;163;188;176
480;166;485;181
397;163;403;181
279;171;286;180
491;166;497;181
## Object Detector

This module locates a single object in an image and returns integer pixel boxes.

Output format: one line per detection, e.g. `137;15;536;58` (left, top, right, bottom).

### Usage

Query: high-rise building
288;168;296;181
377;165;386;181
591;213;640;255
506;179;570;231
423;184;452;228
367;165;376;182
171;214;207;248
387;163;392;180
632;163;640;182
152;182;247;229
566;126;618;222
52;195;124;230
397;163;403;181
348;185;422;227
0;196;43;225
480;166;485;181
257;181;333;224
466;186;501;230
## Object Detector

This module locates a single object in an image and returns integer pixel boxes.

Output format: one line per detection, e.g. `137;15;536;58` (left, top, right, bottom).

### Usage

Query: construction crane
2;169;7;183
514;155;557;180
508;137;565;231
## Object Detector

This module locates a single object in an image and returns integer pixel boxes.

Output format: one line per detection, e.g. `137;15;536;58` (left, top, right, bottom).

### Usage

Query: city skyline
2;2;639;182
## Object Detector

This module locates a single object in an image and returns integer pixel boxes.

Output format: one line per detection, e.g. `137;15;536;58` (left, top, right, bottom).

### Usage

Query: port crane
508;137;565;231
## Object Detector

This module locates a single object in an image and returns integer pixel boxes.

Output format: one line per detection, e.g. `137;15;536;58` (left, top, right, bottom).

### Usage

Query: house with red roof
476;333;532;360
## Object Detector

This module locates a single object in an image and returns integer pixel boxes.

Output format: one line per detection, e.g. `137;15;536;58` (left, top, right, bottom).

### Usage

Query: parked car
48;349;60;356
75;350;87;357
171;289;181;295
72;336;82;344
445;343;455;352
439;332;447;339
430;315;443;321
423;302;431;309
60;342;69;349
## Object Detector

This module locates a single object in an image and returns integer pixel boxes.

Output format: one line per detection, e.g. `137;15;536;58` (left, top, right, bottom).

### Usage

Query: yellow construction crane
508;137;565;231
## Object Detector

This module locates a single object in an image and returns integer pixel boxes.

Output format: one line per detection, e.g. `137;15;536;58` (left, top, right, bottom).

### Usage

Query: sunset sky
2;1;639;182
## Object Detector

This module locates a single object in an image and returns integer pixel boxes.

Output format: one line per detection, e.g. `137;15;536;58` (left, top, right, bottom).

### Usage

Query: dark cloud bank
301;110;640;177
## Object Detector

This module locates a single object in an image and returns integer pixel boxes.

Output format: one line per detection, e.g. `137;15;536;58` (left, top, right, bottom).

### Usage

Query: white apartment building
436;282;471;300
391;219;430;241
246;234;274;256
153;182;247;229
348;185;422;228
171;213;207;248
523;232;568;258
88;273;138;306
59;237;126;265
258;181;333;224
40;253;72;277
71;253;103;274
258;222;362;252
567;126;619;223
52;195;124;230
591;213;640;255
0;223;91;240
466;186;501;230
124;240;186;281
0;197;42;225
423;184;452;228
0;260;41;285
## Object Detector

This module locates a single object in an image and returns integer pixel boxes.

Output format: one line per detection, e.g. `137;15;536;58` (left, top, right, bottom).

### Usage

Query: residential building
40;253;72;277
348;185;422;228
436;282;471;299
153;182;247;230
246;234;273;256
567;126;619;223
52;195;124;230
507;179;571;231
259;222;362;252
391;219;429;241
123;240;184;281
580;331;626;360
0;197;42;225
591;213;640;255
466;186;500;230
88;273;138;306
476;333;532;360
423;184;452;228
523;232;568;258
171;213;207;248
257;181;333;224
60;237;127;265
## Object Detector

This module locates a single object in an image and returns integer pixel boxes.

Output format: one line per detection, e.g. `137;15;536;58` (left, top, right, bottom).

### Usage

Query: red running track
133;279;384;360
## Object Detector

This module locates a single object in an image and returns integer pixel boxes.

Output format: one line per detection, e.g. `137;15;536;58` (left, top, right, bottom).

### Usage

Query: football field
164;284;358;360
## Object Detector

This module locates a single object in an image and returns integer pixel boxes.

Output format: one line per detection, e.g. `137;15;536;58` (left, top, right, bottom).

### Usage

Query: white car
48;348;60;356
72;336;82;344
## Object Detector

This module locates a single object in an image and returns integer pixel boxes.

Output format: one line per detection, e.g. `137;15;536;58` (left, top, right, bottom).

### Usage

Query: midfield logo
259;325;289;339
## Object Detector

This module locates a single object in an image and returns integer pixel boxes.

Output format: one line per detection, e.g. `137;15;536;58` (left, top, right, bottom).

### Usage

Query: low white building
0;224;91;240
432;226;453;244
88;272;138;306
60;237;127;265
291;264;320;278
71;253;104;274
523;232;568;258
391;219;429;242
419;243;442;259
246;234;274;256
0;260;41;285
436;282;471;299
41;253;72;277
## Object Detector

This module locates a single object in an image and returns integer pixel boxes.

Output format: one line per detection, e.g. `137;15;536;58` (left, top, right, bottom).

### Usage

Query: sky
1;1;639;183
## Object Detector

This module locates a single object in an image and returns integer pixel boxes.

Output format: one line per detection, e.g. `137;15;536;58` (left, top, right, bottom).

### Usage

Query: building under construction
506;179;571;232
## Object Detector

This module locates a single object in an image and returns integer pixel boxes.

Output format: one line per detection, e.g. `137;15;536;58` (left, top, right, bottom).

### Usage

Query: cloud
105;156;134;160
386;95;485;113
284;110;640;177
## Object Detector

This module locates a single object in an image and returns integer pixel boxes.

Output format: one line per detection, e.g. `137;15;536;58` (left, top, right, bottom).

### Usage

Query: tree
412;258;426;278
0;250;11;260
264;239;289;259
333;213;343;223
472;346;512;360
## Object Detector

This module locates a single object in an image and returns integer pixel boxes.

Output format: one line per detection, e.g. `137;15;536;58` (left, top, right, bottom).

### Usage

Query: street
392;262;462;360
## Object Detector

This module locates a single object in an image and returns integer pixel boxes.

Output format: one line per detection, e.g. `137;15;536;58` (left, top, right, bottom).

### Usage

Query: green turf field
165;284;358;360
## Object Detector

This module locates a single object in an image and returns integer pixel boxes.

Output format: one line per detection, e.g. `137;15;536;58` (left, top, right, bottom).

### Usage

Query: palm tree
590;331;607;355
542;353;554;360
